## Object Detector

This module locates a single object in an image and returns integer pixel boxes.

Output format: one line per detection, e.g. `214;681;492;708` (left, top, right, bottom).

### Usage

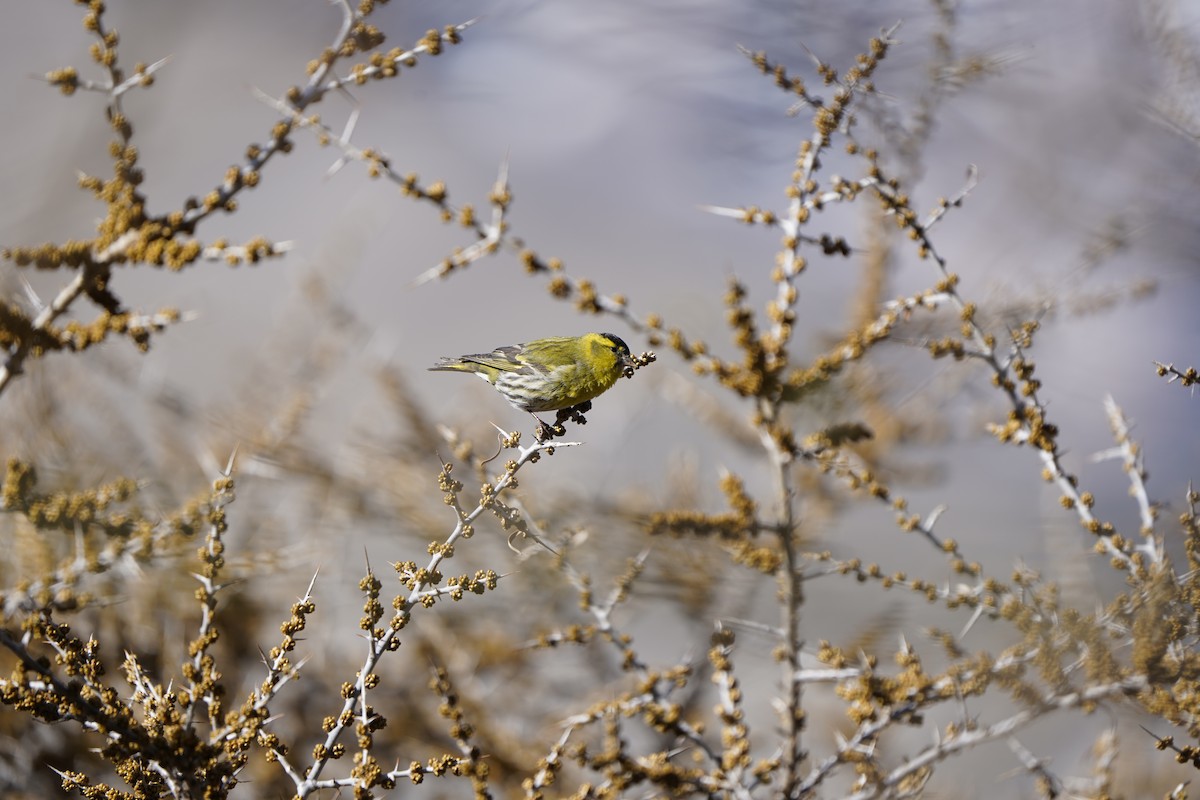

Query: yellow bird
430;332;636;432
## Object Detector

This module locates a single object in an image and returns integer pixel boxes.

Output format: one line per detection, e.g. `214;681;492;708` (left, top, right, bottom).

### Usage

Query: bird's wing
459;345;534;374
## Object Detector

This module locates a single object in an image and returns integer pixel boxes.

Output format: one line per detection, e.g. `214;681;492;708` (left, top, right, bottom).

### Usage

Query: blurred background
0;0;1198;796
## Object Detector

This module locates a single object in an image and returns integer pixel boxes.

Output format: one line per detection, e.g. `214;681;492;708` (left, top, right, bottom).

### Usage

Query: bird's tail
428;358;473;372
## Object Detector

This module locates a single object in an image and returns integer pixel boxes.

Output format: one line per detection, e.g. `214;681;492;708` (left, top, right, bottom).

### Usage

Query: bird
429;332;636;436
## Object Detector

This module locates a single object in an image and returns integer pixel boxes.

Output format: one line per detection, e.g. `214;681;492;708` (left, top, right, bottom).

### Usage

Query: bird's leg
531;413;556;443
531;400;593;442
